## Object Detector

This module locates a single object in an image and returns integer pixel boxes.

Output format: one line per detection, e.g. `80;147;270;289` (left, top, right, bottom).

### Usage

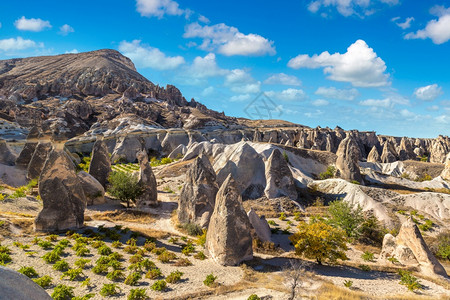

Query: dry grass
155;159;194;179
127;226;171;240
352;243;381;254
91;210;153;223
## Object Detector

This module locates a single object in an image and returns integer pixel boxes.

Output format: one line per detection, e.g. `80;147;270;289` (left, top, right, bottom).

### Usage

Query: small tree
327;200;364;239
289;220;348;265
107;171;144;208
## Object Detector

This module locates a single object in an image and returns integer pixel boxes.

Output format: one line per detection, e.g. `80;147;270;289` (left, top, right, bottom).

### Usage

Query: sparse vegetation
61;268;84;281
361;251;375;262
327;200;364;239
124;272;142;286
18;266;39;278
145;268;163;279
344;280;353;288
33;275;53;288
107;171;144;208
319;165;336;180
100;283;121;296
397;270;422;291
53;260;70;272
128;288;149;300
166;270;183;283
151;280;167;292
203;273;217;287
51;284;75;300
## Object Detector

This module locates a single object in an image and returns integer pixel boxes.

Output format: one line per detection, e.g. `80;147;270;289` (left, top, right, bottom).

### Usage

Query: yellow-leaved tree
289;220;348;265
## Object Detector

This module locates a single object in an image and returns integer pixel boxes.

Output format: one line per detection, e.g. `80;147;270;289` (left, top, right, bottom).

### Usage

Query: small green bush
0;245;11;254
107;270;125;281
72;294;95;300
75;247;90;257
145;268;162;279
398;270;422;291
175;258;192;266
359;264;371;271
267;220;277;226
361;251;375;262
151;247;166;255
33;275;53;288
0;253;11;265
388;257;400;265
194;251;206;260
42;251;61;263
51;284;75;300
53;260;70;272
247;295;261;300
344;280;353;288
129;254;143;264
37;240;53;250
98;245;113;256
143;241;156;252
319;166;336;180
18;266;39;278
100;283;121;296
151;280;167;292
181;242;195;256
166;270;183;283
279;212;286;221
74;258;91;269
158;251;177;263
203;273;217;287
183;223;203;236
128;288;149;300
92;240;105;249
124;272;142;286
112;241;122;248
61;268;84;281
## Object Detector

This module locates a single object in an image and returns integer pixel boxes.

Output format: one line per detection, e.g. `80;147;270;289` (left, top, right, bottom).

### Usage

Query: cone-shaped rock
336;136;363;183
77;171;105;205
264;149;297;200
206;174;253;266
27;142;51;180
0;266;52;300
15;126;40;168
0;139;17;166
380;142;396;163
441;153;450;181
247;208;272;242
398;137;414;161
380;217;447;278
367;146;381;163
136;150;158;207
88;139;111;189
35;148;86;232
178;154;218;228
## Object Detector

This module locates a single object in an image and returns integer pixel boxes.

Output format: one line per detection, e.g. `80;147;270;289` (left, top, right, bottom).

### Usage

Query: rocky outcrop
0;266;52;300
77;171;105;205
430;135;450;163
380;142;396;163
380;217;447;278
136;150;158;207
442;153;450;181
264;149;297;200
168;144;186;159
15;126;40;168
206;175;253;266
88;139;111;188
247;208;271;242
35;148;86;231
0;139;17;166
335;136;363;183
367;146;380;163
27;142;51;180
110;136;144;163
398;137;414;161
178;155;218;228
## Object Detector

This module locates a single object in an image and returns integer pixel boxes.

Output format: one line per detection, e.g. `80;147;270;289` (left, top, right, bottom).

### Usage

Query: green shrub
46;234;58;242
124;272;142;286
107;270;125;281
33;275;53;288
72;294;95;300
361;251;375;262
359;264;371;271
203;273;217;287
344;280;353;288
143;241;156;252
279;212;286;221
319;166;336;180
145;268;162;279
158;251;177;263
75;246;90;257
100;283;121;296
37;240;53;249
108;171;144;208
51;284;75;300
267;220;277;226
181;242;195;256
112;241;122;248
166;270;183;283
151;247;166;255
182;223;203;236
196;230;207;247
194;251;206;260
53;260;70;272
419;219;434;232
42;251;61;263
128;288;149;300
436;234;450;260
0;244;11;254
151;280;167;292
61;268;84;281
247;294;261;300
388;257;400;265
0;253;11;265
398;270;422;291
175;258;192;266
93;264;109;275
124;245;138;254
108;259;123;270
328;200;364;239
129;254;143;264
98;245;112;255
74;258;91;269
18;266;39;278
10;186;28;198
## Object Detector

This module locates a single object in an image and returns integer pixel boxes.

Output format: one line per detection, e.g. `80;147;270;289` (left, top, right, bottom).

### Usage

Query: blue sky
1;0;450;138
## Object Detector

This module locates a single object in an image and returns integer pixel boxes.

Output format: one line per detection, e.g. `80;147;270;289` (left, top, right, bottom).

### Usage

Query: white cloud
315;86;359;100
190;53;228;78
435;115;450;124
359;95;409;108
0;37;41;51
392;17;414;29
426;105;439;112
118;40;185;70
263;73;302;86
265;88;308;101
405;7;450;44
136;0;184;18
399;109;419;121
288;40;389;87
307;0;399;18
312;99;329;106
225;69;261;93
230;94;252;102
414;84;443;101
198;15;210;24
59;24;74;36
65;49;79;54
183;22;275;56
14;16;51;32
201;86;214;96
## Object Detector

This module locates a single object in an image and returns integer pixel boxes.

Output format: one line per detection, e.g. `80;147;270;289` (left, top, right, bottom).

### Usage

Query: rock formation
136;150;158;207
0;139;17;166
35;148;86;231
264;149;297;200
430;135;450;163
77;171;105;205
206;175;253;266
398;137;414;161
111;136;144;163
178;155;218;228
380;142;396;163
0;266;52;300
27;141;51;180
15;126;40;168
335;136;363;183
380;217;447;278
247;208;272;242
367;146;381;163
442;153;450;181
88;138;111;188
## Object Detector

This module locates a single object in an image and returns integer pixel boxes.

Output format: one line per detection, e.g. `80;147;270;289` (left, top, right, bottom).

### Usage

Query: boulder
27;142;51;180
247;208;272;242
430;136;450;163
206;175;253;266
380;142;396;163
335;136;363;183
264;149;297;200
15;126;40;168
35;148;86;231
380;217;447;278
88;139;111;188
0;266;52;300
0;139;17;166
110;136;144;163
136;150;158;207
77;171;105;205
366;146;381;163
168;144;186;159
441;153;450;181
178;155;218;228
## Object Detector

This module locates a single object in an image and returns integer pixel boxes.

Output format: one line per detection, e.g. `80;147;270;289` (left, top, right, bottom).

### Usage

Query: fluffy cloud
312;99;329;106
405;6;450;44
183;22;276;56
118;40;185;70
136;0;184;18
414;84;443;101
263;73;302;86
59;24;74;36
359;94;409;108
0;37;41;51
265;88;308;101
288;40;389;87
190;53;228;78
65;49;79;54
307;0;399;17
392;17;414;29
225;69;261;93
230;94;252;102
315;86;359;100
14;16;51;32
